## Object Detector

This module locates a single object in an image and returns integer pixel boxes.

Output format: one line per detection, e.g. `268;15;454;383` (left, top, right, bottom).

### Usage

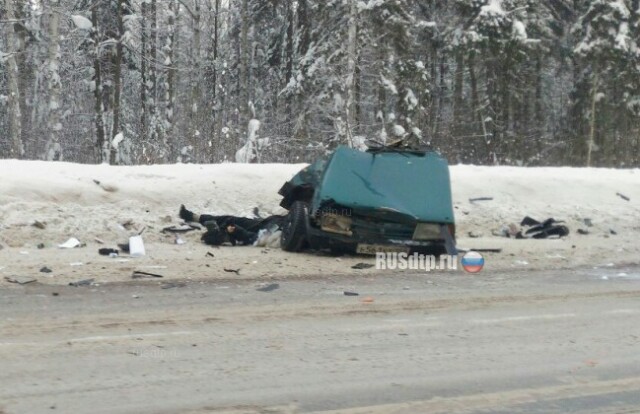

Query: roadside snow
0;160;638;285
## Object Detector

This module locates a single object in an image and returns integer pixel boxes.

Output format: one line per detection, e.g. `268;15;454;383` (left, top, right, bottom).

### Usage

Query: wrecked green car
278;145;457;255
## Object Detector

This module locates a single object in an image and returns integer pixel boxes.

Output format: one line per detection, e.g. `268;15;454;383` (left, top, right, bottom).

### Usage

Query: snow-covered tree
573;0;640;166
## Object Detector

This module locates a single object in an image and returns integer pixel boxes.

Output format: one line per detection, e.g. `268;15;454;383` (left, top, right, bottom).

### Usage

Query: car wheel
280;201;308;252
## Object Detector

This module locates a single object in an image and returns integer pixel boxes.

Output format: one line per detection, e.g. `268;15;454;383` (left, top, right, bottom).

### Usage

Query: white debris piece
58;238;81;249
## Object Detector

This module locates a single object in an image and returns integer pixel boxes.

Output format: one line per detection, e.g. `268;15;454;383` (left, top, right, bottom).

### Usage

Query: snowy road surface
1;267;640;414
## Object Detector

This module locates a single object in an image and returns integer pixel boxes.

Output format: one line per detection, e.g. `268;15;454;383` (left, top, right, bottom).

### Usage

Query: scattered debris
206;252;215;258
40;266;52;273
132;270;164;279
20;251;29;255
493;223;520;238
577;229;590;235
117;242;130;253
492;228;506;237
98;248;119;256
583;218;593;227
351;263;375;270
69;278;95;287
52;292;59;296
129;235;146;257
361;296;375;303
468;231;483;238
616;192;630;201
161;282;186;289
162;224;199;234
458;248;502;254
469;197;493;203
58;237;82;249
610;229;618;235
344;291;359;296
256;283;280;292
32;220;46;229
5;276;36;285
95;237;105;244
174;235;186;245
515;217;569;239
37;243;45;249
70;262;84;266
224;268;241;275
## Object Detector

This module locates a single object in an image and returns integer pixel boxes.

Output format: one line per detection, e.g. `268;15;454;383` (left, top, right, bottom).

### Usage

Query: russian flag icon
461;251;484;273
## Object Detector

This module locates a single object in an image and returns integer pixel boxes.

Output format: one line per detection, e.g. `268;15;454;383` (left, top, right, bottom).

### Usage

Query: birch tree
3;0;24;158
44;0;62;160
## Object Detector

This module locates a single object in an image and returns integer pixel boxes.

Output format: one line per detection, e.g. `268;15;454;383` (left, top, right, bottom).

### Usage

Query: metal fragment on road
132;270;164;279
5;276;36;285
68;278;95;287
257;283;280;292
351;263;375;270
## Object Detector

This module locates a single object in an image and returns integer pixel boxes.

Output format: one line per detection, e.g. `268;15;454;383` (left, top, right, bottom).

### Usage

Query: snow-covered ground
0;160;638;285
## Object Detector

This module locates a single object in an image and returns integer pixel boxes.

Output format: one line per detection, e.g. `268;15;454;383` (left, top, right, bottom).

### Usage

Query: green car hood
313;146;454;224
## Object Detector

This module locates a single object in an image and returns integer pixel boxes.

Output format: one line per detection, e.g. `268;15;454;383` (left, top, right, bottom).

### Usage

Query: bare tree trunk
149;0;158;149
14;1;32;156
452;50;464;139
345;0;357;146
534;53;544;159
285;0;295;127
587;74;599;167
165;0;178;160
285;0;294;88
293;0;311;141
91;8;107;163
240;0;249;120
213;0;220;101
213;0;220;153
189;0;201;159
4;0;24;158
140;1;148;142
140;0;159;163
468;52;488;162
44;0;62;160
355;54;362;132
110;0;125;165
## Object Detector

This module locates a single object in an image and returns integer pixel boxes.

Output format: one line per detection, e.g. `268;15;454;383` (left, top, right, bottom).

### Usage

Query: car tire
280;201;308;252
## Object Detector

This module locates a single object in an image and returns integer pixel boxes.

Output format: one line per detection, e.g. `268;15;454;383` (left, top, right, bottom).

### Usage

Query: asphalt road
1;267;640;414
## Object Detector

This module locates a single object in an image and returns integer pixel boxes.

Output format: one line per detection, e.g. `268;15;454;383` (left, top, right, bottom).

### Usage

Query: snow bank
0;160;638;284
451;165;639;233
0;160;638;242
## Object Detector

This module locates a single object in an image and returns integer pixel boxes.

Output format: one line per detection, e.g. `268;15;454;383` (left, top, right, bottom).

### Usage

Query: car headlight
321;213;352;236
413;223;442;240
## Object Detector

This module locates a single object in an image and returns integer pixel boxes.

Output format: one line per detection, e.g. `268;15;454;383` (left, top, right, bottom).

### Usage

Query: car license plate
356;244;409;255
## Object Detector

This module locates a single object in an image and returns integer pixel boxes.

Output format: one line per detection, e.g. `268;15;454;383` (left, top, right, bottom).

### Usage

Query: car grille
351;218;415;240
